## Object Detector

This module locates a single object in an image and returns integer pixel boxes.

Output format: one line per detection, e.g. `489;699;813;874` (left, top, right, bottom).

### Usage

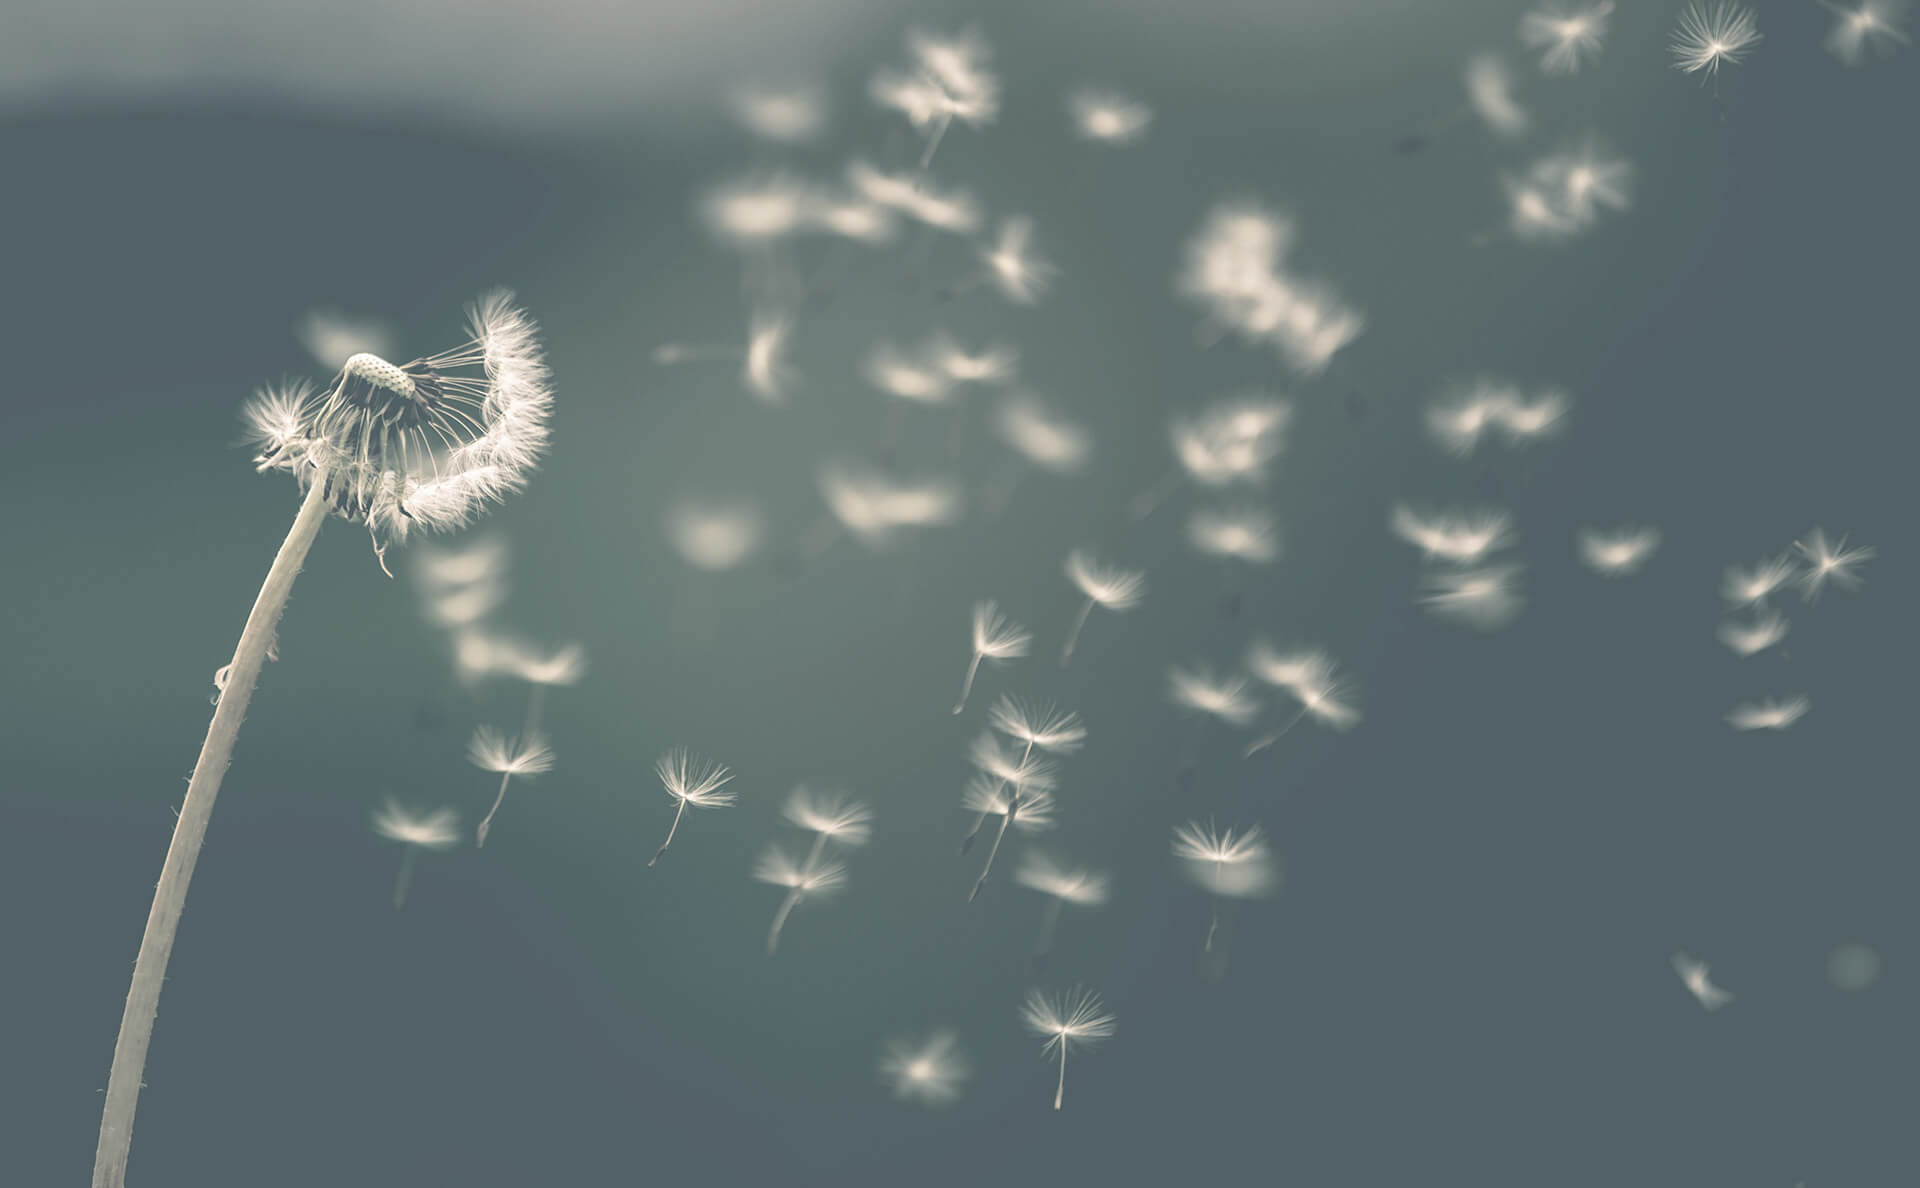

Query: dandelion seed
1465;54;1530;136
1172;820;1276;952
372;801;462;910
880;1030;970;1106
961;772;1057;899
649;749;735;867
731;85;827;142
1171;396;1293;489
1726;696;1809;731
1167;664;1260;727
846;161;983;233
1016;852;1110;955
742;311;796;403
954;600;1032;714
817;462;963;550
1718;608;1789;657
1721;554;1797;607
1426;381;1519;455
1577;526;1661;576
783;786;875;854
968;734;1060;796
1497;388;1572;446
1390;504;1514;566
982;216;1057;304
1060;548;1147;666
863;342;955;407
1186;506;1282;564
295;308;395;372
870;29;1000;169
1793;528;1873;601
697;174;817;247
666;499;765;571
414;535;509;590
1672;951;1735;1011
1019;986;1116;1110
1178;203;1363;374
1243;644;1360;756
1503;145;1633;240
1419;563;1526;630
1819;1;1911;65
1671;2;1762;77
1067;89;1153;144
994;394;1092;475
931;335;1019;384
988;697;1088;755
420;576;505;630
1519;1;1613;74
754;844;846;955
468;726;555;848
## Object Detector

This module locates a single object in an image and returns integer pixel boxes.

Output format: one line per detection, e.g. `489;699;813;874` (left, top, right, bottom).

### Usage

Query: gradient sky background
3;1;1915;1185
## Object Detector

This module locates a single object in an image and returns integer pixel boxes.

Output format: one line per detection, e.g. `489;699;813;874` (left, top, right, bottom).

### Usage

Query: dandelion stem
1059;598;1096;667
1054;1043;1068;1110
650;798;687;867
804;833;828;869
1129;469;1182;520
953;651;984;714
970;794;1017;902
93;475;331;1188
393;847;419;911
1035;898;1064;955
1243;707;1309;759
475;770;514;849
767;889;802;955
917;112;954;173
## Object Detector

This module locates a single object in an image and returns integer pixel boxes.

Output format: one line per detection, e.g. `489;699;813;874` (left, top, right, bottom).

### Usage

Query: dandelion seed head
1020;986;1117;1053
1464;54;1530;136
753;844;847;894
742;310;796;403
1821;1;1911;65
466;726;555;777
961;774;1057;830
1172;820;1277;897
995;394;1092;473
501;640;588;688
731;85;827;142
699;175;815;245
813;198;898;244
1794;528;1873;600
983;215;1056;304
1671;2;1762;76
967;734;1058;792
1015;853;1110;906
1520;1;1613;74
987;696;1087;753
1578;526;1661;576
1672;950;1735;1010
818;462;962;547
846;161;982;233
1171;396;1292;486
371;800;462;849
1167;664;1260;726
782;787;873;845
932;335;1018;384
1178;204;1363;372
1726;696;1810;731
970;600;1033;661
1067;89;1153;143
870;29;999;131
1718;608;1789;657
1721;554;1798;606
656;748;736;807
1390;504;1515;565
1419;563;1526;630
1186;505;1281;563
864;343;955;405
1065;549;1147;610
880;1030;969;1106
666;499;764;571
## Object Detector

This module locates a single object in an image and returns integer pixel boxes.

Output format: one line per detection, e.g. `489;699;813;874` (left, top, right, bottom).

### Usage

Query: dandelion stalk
954;653;984;715
767;889;804;955
393;846;420;911
1059;597;1095;666
969;791;1017;902
1242;707;1309;758
475;769;515;848
93;475;331;1188
1035;898;1064;955
1054;1043;1069;1110
650;799;686;867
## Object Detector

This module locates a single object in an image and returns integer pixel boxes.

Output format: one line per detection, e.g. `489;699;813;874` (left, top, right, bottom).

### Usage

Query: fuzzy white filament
755;844;847;955
649;749;736;867
1019;986;1116;1110
1061;548;1146;666
954;600;1032;714
372;800;462;909
1671;2;1762;77
468;726;555;848
879;1030;971;1106
1172;820;1277;952
1016;852;1110;955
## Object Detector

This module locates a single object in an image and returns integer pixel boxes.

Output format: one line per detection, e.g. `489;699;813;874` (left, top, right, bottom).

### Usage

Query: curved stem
649;798;687;867
1059;599;1095;667
1128;469;1181;521
1054;1043;1068;1110
93;475;331;1188
969;793;1017;902
917;112;954;173
1243;707;1309;759
953;651;983;715
767;889;802;956
474;771;513;849
1035;898;1064;955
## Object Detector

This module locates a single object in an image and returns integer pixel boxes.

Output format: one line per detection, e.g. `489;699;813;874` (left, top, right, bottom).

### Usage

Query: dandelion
864;341;956;406
1819;1;1910;65
1671;3;1762;77
990;696;1089;755
1726;696;1810;731
1172;820;1276;952
655;309;796;404
697;173;817;248
1519;2;1613;73
954;600;1032;714
1497;388;1572;446
731;85;827;142
1577;526;1661;576
94;294;549;1188
371;801;462;911
1793;528;1873;601
649;749;736;867
1721;554;1797;607
1464;54;1530;136
1060;549;1147;666
1019;987;1115;1110
817;462;963;550
783;786;875;864
411;536;510;631
1178;202;1363;374
468;726;555;848
981;215;1056;304
869;29;999;169
295;308;395;372
1243;644;1360;757
417;571;506;630
1187;506;1282;564
994;394;1093;477
1672;951;1735;1011
1718;608;1789;657
1419;563;1526;630
1390;504;1514;566
931;335;1018;384
1167;664;1260;727
1135;395;1292;518
879;1030;971;1106
846;161;983;234
1016;852;1110;956
1426;381;1519;455
666;499;765;571
961;775;1056;901
968;733;1060;797
1067;89;1153;143
754;844;847;955
1503;145;1632;240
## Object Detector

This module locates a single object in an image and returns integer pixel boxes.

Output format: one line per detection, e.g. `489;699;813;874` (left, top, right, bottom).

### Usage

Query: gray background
2;1;1913;1184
